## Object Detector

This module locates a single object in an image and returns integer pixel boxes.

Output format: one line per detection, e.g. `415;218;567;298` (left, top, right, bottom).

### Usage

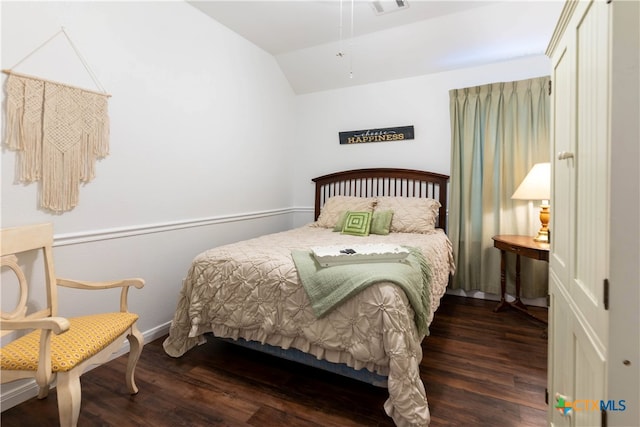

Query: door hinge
546;294;551;307
545;388;549;404
604;279;609;310
548;80;552;95
602;408;608;426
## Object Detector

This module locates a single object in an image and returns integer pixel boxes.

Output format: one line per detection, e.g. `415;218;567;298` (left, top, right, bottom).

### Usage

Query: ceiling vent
370;0;409;15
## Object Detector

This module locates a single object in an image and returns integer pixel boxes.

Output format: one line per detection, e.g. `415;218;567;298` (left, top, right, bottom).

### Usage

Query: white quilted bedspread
163;225;455;426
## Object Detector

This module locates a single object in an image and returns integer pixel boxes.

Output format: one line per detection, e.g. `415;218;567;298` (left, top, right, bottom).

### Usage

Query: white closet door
547;1;609;425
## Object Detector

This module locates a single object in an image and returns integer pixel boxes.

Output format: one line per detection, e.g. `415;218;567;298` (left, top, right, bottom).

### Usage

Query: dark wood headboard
312;168;449;230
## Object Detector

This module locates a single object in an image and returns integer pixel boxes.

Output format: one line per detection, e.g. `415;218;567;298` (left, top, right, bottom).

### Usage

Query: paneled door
547;0;639;425
547;1;608;426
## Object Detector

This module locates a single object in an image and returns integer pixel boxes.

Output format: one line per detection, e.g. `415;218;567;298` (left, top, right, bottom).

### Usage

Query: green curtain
449;76;550;298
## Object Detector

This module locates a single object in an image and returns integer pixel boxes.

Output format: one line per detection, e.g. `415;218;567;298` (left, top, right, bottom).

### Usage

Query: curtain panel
449;76;550;298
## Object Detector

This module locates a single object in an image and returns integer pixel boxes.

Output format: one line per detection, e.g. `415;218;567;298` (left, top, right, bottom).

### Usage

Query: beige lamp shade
512;162;551;242
512;163;551;201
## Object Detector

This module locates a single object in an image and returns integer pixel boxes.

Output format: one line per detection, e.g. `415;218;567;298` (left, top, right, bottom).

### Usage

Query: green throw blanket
291;246;432;336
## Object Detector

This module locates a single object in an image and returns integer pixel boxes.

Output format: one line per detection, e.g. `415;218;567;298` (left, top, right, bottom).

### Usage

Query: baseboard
0;322;171;412
446;288;547;307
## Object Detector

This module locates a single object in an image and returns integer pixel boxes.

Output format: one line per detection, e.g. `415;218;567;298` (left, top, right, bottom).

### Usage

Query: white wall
1;1;296;231
291;54;552;225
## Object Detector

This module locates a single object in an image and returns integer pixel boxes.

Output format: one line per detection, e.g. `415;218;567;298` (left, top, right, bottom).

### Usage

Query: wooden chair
0;223;144;426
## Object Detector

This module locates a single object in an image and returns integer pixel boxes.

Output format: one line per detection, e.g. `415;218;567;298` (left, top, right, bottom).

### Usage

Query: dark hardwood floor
1;295;548;426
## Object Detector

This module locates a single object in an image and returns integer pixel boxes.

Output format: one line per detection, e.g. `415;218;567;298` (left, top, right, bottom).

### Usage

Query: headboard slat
312;168;449;230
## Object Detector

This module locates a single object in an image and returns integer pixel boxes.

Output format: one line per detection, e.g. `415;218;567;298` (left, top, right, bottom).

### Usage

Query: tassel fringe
3;74;110;212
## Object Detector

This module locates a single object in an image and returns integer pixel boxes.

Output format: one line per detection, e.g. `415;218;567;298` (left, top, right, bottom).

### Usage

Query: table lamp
511;162;551;243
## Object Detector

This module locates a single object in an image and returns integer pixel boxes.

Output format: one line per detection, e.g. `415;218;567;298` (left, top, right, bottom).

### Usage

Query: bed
163;168;455;426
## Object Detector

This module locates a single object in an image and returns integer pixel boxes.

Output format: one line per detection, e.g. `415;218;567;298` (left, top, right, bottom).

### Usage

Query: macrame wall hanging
3;27;111;213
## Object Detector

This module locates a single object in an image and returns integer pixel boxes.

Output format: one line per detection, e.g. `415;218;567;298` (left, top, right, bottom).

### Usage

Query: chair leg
36;372;56;399
56;370;82;427
125;324;144;395
37;384;50;399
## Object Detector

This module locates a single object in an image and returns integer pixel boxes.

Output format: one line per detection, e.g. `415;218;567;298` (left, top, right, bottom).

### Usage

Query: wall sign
339;125;414;145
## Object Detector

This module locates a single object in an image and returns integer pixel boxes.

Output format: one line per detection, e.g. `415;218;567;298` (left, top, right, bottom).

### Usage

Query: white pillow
314;196;376;228
374;197;440;233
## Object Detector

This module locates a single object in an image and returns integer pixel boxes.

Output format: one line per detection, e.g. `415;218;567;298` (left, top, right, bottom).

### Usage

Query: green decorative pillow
370;210;394;235
341;211;372;236
314;196;376;229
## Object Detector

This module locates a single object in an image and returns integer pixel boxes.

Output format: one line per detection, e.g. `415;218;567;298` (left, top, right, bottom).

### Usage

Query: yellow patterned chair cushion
0;312;138;372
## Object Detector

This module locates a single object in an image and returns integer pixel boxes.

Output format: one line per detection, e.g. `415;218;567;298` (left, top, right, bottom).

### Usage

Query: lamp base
534;230;549;243
535;203;550;243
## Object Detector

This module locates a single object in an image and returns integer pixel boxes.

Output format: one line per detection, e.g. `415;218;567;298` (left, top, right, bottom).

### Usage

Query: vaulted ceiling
188;1;564;94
